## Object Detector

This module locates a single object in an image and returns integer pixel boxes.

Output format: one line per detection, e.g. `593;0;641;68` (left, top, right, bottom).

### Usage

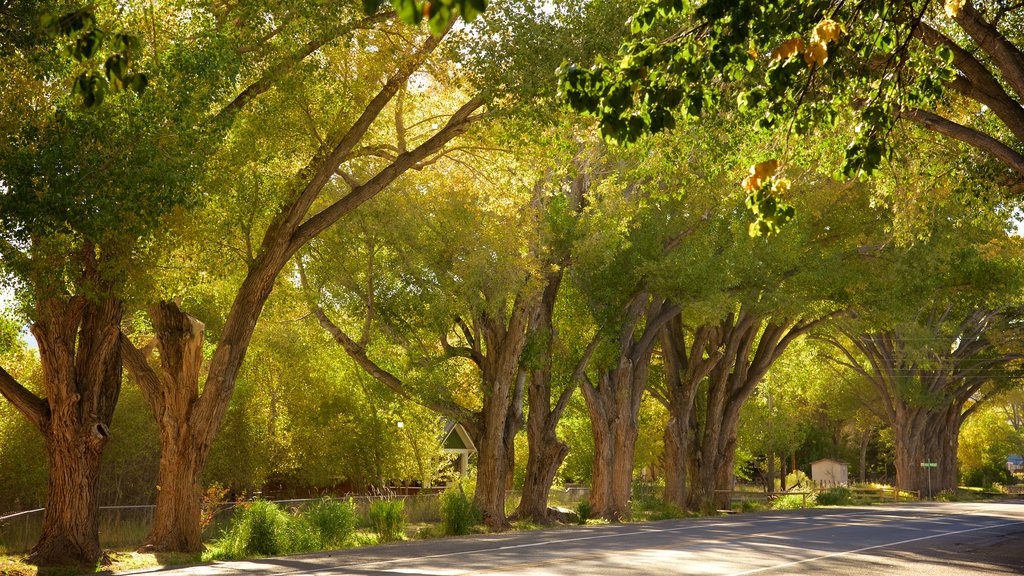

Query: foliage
574;500;592;525
41;8;148;107
368;499;406;543
771;492;815;510
959;405;1023;488
439;484;481;536
206;498;358;560
815;487;853;506
300;498;359;550
364;0;487;35
209;500;291;559
559;0;1024;233
200;483;230;533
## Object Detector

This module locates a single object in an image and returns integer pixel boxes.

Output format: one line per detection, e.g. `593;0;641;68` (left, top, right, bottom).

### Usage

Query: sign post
920;461;937;499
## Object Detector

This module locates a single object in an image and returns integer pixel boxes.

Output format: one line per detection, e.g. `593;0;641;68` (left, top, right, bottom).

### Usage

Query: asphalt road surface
131;501;1024;575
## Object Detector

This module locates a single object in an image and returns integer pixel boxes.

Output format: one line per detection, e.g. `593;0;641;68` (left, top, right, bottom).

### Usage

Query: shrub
816;487;853;506
439;485;481;536
574;500;592;525
211;500;291;559
771;493;815;510
369;499;405;542
303;497;358;549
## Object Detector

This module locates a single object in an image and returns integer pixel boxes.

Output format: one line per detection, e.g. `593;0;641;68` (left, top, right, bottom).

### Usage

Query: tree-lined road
138;501;1024;576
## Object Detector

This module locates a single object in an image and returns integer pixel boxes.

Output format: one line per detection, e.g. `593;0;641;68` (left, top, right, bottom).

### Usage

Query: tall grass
368;500;405;543
205;498;359;560
439;485;481;536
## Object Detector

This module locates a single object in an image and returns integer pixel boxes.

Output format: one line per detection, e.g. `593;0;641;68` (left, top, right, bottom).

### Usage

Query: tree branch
0;365;48;434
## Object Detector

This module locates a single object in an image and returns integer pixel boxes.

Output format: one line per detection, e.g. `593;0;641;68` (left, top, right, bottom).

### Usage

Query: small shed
811;458;849;488
441;421;477;477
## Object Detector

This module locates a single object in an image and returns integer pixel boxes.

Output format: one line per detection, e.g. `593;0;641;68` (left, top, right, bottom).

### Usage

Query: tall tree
118;3;484;551
825;307;1024;494
0;1;224;564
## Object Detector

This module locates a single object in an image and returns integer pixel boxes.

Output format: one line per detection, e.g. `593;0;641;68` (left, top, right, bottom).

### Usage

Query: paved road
132;501;1024;575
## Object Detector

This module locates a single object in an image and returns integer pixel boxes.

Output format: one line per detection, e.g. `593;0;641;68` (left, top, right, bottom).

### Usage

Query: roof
810;458;848;466
440;420;477;453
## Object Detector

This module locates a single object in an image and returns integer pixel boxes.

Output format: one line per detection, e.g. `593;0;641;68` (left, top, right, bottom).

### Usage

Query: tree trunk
579;295;678;520
516;270;575;524
685;311;816;513
661;414;689;509
18;290;123;567
892;404;961;496
583;359;643;521
121;302;211;552
31;422;107;566
146;430;206;551
654;320;720;510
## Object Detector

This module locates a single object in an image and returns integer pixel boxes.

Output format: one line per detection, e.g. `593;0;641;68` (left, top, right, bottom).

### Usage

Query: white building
811;458;849;487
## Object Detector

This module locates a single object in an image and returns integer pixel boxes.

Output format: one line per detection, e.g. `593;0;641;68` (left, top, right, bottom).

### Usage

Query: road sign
920;462;938;468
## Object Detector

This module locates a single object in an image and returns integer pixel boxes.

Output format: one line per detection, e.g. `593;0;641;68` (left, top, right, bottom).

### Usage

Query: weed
368;499;405;543
439;485;481;536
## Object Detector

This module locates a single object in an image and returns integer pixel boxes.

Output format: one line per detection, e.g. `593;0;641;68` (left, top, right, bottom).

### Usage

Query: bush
574;500;592;525
439;485;481;536
771;493;815;510
369;499;405;542
303;497;358;549
816;487;853;506
211;500;291;559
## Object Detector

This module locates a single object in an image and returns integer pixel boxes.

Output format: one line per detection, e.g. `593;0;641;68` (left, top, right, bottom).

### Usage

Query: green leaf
936;45;954;66
392;0;423;25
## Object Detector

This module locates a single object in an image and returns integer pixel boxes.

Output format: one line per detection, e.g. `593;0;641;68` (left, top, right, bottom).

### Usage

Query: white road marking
726;519;1024;575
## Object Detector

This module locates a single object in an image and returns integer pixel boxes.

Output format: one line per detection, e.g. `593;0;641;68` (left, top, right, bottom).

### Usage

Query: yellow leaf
812;19;843;44
771;37;805;61
945;0;965;17
804;41;828;69
772;177;791;196
743;160;779;191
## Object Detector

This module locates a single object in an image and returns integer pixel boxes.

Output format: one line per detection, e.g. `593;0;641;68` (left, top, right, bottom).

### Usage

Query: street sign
920;462;938;468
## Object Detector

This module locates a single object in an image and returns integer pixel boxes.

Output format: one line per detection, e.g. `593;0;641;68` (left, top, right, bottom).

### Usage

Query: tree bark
651;319;721;510
1;272;124;567
121;301;209;552
825;309;1022;498
685;310;819;512
579;294;678;520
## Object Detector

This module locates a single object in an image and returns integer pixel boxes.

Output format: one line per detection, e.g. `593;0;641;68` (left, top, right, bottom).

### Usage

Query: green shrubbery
815;487;853;506
369;499;406;542
206;498;358;560
770;493;815;510
439;484;482;536
574;500;592;524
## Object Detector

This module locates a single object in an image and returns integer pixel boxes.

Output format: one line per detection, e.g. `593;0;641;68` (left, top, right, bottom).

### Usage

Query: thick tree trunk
18;289;123;567
583;360;643;520
685;312;815;513
654;320;720;510
892;405;961;497
31;422;107;566
146;430;206;551
661;414;689;509
121;302;210;552
579;295;678;520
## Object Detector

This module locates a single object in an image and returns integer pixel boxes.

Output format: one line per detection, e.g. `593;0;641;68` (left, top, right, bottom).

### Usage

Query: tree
560;0;1024;230
116;2;485;550
958;402;1024;487
0;1;223;563
825;306;1024;494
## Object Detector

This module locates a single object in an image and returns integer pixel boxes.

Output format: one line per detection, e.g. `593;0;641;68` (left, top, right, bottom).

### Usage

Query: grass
0;551;203;576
